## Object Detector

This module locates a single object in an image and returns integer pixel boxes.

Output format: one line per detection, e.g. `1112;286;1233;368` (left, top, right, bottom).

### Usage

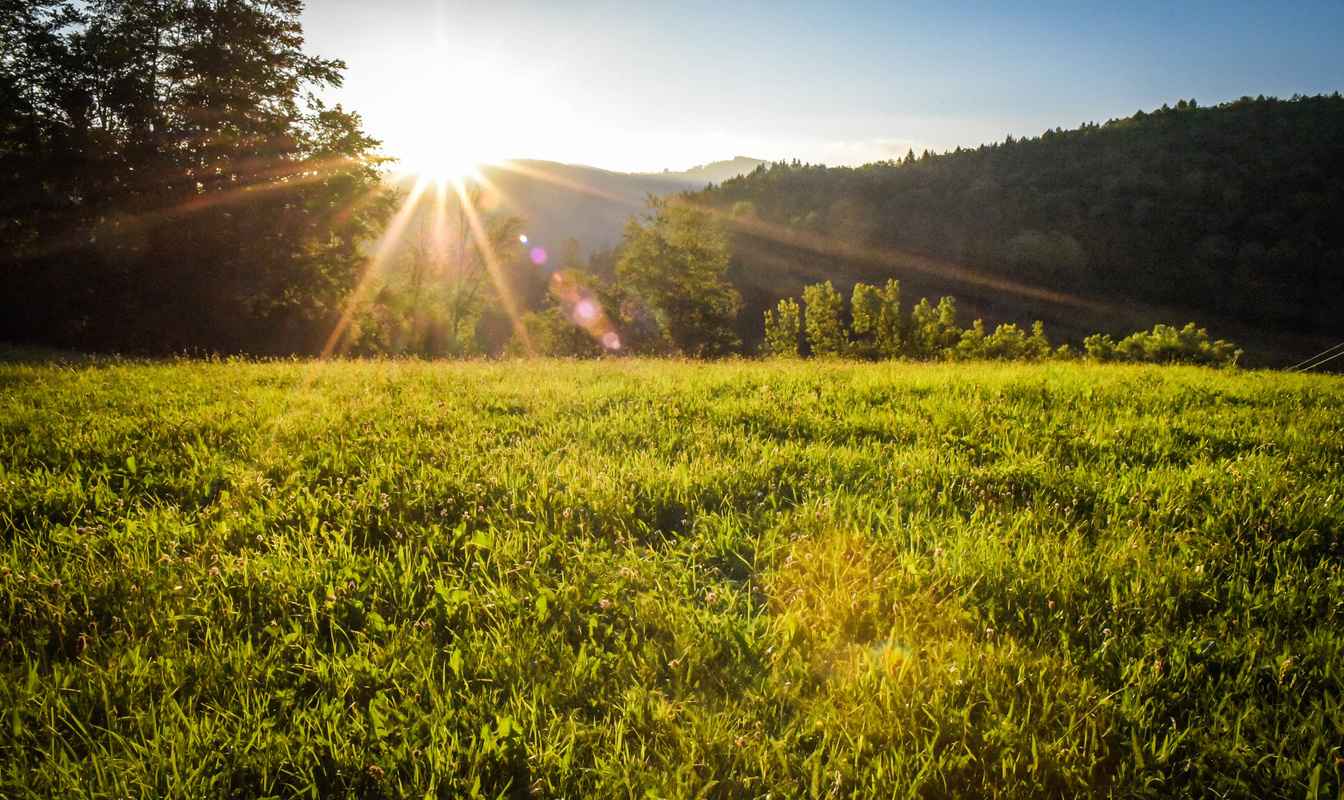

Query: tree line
696;95;1344;340
509;200;1239;366
759;280;1239;366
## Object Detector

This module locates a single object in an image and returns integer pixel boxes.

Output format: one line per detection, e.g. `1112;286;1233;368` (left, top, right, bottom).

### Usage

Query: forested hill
695;95;1344;366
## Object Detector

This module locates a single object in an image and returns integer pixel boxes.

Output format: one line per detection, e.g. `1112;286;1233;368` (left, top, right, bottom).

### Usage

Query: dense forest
696;95;1344;359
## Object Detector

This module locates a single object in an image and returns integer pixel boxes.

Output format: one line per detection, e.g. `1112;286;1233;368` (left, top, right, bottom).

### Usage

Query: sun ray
448;173;536;357
486;159;644;206
320;173;434;360
22;154;387;260
685;199;1127;318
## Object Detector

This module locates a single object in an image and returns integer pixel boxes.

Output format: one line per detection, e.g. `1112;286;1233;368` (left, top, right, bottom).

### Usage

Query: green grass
1;359;1341;798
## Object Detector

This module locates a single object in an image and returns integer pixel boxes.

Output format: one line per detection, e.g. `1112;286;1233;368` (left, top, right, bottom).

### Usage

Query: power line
1296;346;1344;373
1289;341;1344;372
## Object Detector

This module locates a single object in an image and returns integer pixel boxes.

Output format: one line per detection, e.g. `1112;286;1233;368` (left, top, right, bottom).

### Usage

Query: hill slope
697;95;1344;367
394;157;767;259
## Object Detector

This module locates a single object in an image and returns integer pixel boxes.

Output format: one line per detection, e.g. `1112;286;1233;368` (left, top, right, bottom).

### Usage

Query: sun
399;146;486;184
391;114;496;183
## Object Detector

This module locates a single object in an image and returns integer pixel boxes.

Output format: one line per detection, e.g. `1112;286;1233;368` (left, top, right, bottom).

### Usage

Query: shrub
1089;323;1239;366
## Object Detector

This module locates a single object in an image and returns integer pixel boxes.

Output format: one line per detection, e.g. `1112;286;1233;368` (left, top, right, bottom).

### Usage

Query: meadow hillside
1;360;1341;798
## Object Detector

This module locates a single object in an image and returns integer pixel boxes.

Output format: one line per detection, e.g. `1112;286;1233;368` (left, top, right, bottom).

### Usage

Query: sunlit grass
1;359;1341;797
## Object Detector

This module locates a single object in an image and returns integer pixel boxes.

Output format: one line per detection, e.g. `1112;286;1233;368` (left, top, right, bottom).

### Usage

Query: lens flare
529;246;548;265
574;299;597;323
550;271;621;352
519;234;529;244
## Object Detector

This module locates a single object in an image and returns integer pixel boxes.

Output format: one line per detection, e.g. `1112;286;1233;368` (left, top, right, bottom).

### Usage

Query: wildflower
50;579;62;588
706;592;718;603
366;765;383;779
1102;628;1112;637
599;599;612;609
795;589;805;599
209;567;220;576
985;628;994;637
933;548;944;558
327;594;337;602
619;567;635;579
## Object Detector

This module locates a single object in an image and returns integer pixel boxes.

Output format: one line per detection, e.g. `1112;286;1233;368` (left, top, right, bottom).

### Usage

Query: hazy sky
300;0;1344;174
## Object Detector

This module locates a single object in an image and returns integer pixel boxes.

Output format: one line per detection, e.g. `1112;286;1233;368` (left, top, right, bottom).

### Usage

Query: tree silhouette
0;0;392;354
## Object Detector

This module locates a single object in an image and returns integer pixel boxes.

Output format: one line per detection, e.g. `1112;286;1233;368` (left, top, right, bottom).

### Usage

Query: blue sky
301;0;1344;173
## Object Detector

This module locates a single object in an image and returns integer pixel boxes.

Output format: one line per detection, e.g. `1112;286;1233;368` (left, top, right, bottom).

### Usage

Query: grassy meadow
1;358;1341;798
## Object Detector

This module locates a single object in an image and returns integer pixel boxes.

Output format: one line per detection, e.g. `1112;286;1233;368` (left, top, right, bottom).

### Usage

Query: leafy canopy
615;196;742;357
0;0;393;354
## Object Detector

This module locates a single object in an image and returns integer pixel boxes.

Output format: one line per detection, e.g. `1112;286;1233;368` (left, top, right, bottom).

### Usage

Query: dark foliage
698;95;1344;342
0;0;393;355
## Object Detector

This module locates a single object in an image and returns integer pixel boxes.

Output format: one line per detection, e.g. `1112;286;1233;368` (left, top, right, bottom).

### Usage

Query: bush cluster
1085;323;1241;366
766;280;1239;366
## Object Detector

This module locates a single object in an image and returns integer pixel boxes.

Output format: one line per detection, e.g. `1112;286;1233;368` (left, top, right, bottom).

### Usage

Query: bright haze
301;0;1344;175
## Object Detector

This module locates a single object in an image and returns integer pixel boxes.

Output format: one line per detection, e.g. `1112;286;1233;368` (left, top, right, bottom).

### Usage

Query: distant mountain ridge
387;157;767;260
636;156;769;187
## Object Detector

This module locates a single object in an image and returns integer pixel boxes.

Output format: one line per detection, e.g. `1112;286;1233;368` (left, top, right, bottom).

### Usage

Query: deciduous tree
803;281;846;357
0;0;393;354
763;297;801;357
616;196;742;357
